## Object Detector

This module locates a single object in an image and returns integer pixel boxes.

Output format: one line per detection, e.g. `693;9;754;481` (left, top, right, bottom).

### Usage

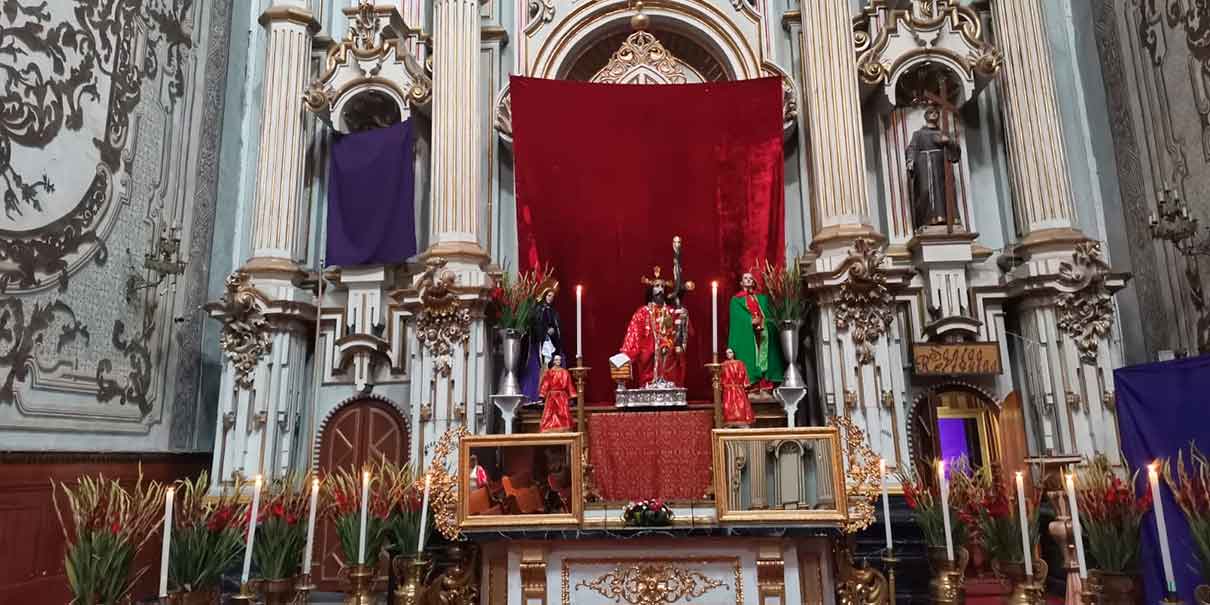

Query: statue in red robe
721;348;754;427
619;279;677;387
539;355;576;432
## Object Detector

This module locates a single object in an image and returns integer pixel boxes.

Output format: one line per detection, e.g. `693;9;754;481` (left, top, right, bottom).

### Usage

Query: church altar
587;409;713;500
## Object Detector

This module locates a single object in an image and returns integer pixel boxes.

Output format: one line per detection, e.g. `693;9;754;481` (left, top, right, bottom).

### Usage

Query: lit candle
357;470;370;565
1015;472;1032;577
241;476;262;584
938;460;954;562
302;477;319;577
417;472;432;553
711;281;719;356
879;458;892;552
1149;463;1177;593
575;285;583;359
1065;473;1088;578
159;487;174;597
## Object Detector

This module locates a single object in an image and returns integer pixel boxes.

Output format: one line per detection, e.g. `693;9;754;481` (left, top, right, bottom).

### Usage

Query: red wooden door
316;399;409;589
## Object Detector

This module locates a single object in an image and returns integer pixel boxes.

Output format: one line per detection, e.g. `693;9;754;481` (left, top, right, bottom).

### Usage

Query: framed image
712;427;848;524
457;432;583;529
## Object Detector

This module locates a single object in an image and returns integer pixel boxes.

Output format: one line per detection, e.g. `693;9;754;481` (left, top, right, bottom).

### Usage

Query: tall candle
938;460;954;562
1065;473;1088;578
575;285;583;359
241;476;262;584
302;477;319;576
357;470;370;565
417;472;432;553
711;281;719;355
1149;463;1177;593
879;459;892;552
159;487;174;597
1015;472;1033;577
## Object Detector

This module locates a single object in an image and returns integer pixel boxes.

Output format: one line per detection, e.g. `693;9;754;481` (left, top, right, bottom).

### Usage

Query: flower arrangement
490;264;554;333
322;467;391;567
622;499;673;527
760;259;806;324
167;472;247;593
900;466;968;551
1076;457;1151;574
253;475;312;580
1163;445;1210;580
380;461;432;556
52;472;165;605
974;470;1040;565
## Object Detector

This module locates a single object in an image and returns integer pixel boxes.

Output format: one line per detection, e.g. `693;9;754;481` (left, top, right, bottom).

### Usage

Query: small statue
721;348;754;427
727;272;784;389
907;105;962;231
522;279;563;401
620;273;678;387
664;290;692;387
538;355;576;432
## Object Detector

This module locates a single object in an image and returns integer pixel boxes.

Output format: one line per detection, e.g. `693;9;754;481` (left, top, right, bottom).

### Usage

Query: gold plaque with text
912;342;1002;376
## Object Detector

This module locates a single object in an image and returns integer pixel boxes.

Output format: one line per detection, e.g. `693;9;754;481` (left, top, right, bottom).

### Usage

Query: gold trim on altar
712;427;849;524
560;557;742;605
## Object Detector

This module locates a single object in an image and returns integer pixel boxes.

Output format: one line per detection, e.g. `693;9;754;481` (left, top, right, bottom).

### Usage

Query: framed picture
458;432;583;529
712;427;848;524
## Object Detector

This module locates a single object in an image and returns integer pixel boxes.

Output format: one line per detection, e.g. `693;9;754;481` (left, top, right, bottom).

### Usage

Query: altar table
587;409;713;501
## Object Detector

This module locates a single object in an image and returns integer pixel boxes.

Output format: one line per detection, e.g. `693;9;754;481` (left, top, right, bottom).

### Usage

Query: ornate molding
204;271;272;389
592;30;690;85
829;415;879;534
0;298;88;405
524;0;556;36
1054;242;1114;365
835;539;889;605
834;238;895;365
413;258;472;377
574;563;726;605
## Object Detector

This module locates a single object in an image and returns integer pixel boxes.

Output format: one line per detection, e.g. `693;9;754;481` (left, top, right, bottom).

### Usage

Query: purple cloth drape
1115;354;1210;603
325;120;417;267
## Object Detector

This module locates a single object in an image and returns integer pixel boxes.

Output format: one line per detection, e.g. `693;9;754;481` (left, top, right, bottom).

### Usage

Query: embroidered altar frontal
587;410;713;500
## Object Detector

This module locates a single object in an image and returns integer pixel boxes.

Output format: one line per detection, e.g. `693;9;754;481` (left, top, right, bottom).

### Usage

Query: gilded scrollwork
427;425;469;541
835;540;889;605
414;258;471;377
834;238;894;366
1055;241;1114;365
574;563;726;605
829;415;880;534
205;271;272;390
592;31;690;85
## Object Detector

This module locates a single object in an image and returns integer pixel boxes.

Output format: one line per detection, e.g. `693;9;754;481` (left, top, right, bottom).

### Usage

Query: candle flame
576;285;583;294
312;477;320;489
166;487;175;497
1015;471;1023;480
1149;462;1160;475
878;458;885;472
711;281;718;289
254;475;263;487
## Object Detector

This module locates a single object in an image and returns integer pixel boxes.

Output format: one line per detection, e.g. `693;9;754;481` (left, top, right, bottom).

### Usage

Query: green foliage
760;259;807;324
169;523;244;591
254;516;305;580
334;513;388;566
64;530;140;605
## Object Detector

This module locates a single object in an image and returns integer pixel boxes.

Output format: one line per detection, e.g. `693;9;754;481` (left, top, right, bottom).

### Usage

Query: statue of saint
721;348;754;427
538;355;576;432
906;106;961;231
619;272;678;387
664;290;692;387
521;279;562;402
727;272;784;389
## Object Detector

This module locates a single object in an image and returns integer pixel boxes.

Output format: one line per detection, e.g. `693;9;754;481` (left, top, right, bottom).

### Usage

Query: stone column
429;0;484;256
990;0;1079;239
799;0;875;242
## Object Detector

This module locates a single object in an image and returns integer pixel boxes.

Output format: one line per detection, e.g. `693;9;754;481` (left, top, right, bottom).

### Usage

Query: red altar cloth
588;410;713;501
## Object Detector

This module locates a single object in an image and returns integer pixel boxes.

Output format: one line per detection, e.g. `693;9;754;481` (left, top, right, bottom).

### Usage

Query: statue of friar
906;106;961;231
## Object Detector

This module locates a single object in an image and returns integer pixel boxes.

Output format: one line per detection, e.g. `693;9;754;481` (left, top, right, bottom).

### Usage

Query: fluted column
990;0;1080;239
800;0;875;240
429;0;485;256
247;3;319;270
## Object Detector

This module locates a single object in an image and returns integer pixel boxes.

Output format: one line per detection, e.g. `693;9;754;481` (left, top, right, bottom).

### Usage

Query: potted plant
1164;445;1210;604
761;259;807;388
381;462;433;605
1076;457;1151;605
323;467;392;600
53;472;165;605
976;471;1042;599
253;476;312;604
901;466;969;605
622;499;673;527
489;264;553;395
167;472;247;604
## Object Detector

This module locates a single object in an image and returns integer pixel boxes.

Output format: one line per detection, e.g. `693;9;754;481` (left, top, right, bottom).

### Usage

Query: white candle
357;470;370;565
938;460;954;562
879;459;892;552
575;285;583;359
1015;472;1033;577
159;487;174;597
711;281;719;355
302;477;319;576
417;472;432;553
1149;463;1177;593
1065;473;1088;579
241;476;262;584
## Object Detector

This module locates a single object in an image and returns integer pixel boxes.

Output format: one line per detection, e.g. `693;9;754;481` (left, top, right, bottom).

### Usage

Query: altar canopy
325;120;418;267
511;76;785;404
1115;355;1210;605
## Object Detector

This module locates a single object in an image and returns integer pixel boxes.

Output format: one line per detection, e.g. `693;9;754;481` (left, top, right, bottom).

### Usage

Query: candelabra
295;573;317;604
882;548;898;604
125;224;188;301
1150;188;1210;256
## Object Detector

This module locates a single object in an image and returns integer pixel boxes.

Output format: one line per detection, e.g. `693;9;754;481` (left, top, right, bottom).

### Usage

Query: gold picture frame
457;432;584;529
712;427;848;524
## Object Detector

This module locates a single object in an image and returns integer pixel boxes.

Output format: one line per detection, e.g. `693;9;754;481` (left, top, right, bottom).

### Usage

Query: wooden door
316;399;409;589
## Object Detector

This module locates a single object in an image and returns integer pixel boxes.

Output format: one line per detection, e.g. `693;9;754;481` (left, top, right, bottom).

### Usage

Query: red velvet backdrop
512;76;785;404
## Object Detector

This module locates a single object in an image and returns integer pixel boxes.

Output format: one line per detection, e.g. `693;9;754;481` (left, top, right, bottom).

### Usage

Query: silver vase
498;329;524;396
779;320;805;388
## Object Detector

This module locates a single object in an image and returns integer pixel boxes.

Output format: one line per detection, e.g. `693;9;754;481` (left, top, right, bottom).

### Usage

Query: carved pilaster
756;542;786;604
520;546;548;605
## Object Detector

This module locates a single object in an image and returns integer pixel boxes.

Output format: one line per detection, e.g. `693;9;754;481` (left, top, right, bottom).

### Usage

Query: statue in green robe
727;272;784;388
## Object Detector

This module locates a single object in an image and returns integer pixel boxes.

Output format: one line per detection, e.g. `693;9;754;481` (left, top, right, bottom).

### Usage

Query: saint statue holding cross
618;237;694;389
907;105;962;231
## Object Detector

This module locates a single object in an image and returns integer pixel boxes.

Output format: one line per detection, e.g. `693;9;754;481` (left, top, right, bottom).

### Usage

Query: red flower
109;521;122;535
1136;489;1153;513
286;513;300;525
271;502;285;518
903;484;918;510
651;499;664;511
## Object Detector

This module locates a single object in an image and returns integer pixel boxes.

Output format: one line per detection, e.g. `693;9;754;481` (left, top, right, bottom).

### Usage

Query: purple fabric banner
325;120;417;267
1115;354;1210;604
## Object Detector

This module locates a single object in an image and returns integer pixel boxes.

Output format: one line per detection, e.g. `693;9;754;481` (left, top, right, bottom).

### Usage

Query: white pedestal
492;394;526;434
775;386;807;428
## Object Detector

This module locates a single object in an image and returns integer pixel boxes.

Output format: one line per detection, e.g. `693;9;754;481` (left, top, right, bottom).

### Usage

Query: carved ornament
414;258;471;377
206;271;272;390
593;30;690;85
835;540;889;605
829;415;879;534
1055;242;1114;365
574;563;726;605
834;238;895;365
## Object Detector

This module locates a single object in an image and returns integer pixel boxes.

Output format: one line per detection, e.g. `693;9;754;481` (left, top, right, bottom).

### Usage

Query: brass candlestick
1162;594;1186;605
1079;584;1096;605
392;555;431;605
229;581;256;602
570;357;589;435
706;361;722;428
343;564;377;605
882;549;898;604
295;572;317;604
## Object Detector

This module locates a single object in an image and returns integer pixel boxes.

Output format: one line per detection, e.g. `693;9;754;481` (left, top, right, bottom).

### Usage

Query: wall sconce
1149;188;1210;256
126;224;187;302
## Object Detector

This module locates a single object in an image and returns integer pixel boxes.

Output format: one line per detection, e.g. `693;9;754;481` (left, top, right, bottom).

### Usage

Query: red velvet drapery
512;76;785;404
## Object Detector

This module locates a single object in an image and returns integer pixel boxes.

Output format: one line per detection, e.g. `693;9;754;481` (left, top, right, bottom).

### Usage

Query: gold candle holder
705;361;722;428
1162;595;1186;605
927;546;968;605
228;581;257;602
392;555;431;605
881;549;898;604
1079;584;1096;605
570;357;589;436
343;564;377;605
998;559;1048;605
295;573;317;604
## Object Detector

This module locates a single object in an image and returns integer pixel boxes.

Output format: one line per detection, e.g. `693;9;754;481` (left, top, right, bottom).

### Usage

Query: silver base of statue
615;378;687;408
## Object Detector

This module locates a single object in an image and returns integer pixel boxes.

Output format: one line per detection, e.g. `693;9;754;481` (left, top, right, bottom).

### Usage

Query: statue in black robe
521;282;563;402
907;106;962;230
